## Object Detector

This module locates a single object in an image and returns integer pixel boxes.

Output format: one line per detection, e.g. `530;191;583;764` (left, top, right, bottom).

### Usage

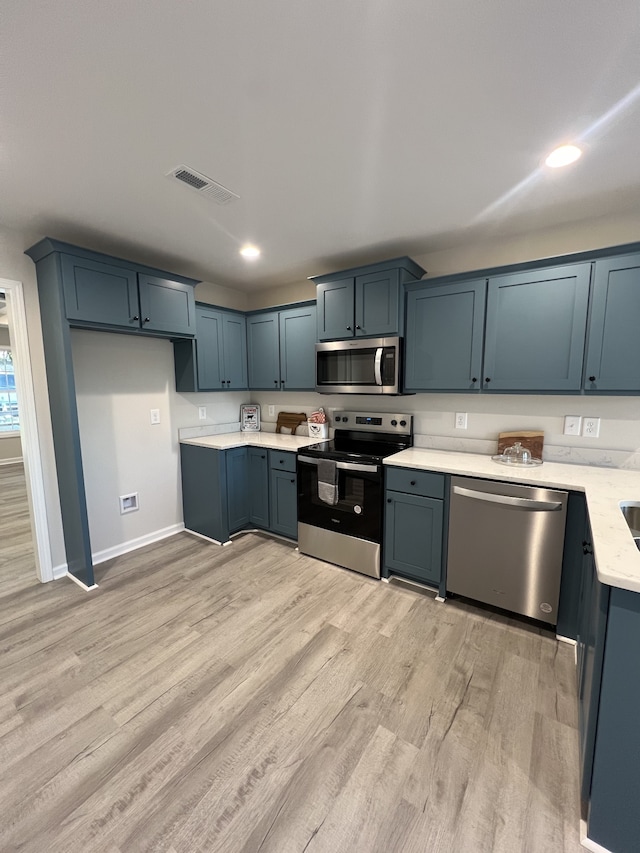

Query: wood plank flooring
0;471;584;852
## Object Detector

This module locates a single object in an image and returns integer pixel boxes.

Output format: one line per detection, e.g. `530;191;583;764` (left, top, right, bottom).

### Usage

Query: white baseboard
0;456;23;466
65;572;98;592
580;820;613;853
52;562;69;580
92;523;185;565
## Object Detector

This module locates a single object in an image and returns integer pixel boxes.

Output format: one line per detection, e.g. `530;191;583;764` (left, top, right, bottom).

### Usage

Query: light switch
563;415;582;436
198;406;207;420
150;408;160;425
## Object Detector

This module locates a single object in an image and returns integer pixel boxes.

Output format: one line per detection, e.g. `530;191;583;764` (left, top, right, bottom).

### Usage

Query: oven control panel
332;411;412;435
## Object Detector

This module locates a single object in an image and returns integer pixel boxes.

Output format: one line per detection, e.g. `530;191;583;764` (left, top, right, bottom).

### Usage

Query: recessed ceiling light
240;244;261;260
545;144;582;168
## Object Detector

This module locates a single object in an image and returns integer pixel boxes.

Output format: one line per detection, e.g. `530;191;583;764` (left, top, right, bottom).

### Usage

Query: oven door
297;456;383;542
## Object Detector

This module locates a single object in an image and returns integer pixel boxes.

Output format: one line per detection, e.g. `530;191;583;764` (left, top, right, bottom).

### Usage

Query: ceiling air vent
167;165;240;205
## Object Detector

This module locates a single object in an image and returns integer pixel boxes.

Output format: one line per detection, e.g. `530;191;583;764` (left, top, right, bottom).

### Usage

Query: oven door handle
298;455;379;474
374;347;383;386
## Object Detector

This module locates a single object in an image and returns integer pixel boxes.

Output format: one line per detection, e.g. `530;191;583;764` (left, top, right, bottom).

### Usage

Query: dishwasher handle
453;485;563;511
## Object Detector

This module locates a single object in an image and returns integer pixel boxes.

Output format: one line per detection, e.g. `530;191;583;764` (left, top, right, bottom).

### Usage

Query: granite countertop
180;432;320;452
385;448;640;594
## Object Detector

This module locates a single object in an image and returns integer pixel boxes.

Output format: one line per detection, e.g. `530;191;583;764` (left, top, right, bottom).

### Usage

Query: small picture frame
240;404;260;431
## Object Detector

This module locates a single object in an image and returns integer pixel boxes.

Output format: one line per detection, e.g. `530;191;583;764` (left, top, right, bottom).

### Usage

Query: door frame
1;276;53;582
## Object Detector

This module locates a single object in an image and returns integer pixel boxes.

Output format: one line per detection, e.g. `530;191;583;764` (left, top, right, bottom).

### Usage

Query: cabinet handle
583;544;593;555
387;498;392;503
143;317;150;324
274;379;278;386
346;325;352;331
261;454;266;459
281;380;285;388
132;315;139;322
410;480;416;486
290;478;295;483
589;376;596;382
356;325;361;330
471;377;477;383
485;377;491;383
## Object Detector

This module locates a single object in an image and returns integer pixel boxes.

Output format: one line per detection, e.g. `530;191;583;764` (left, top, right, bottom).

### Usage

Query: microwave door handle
374;348;383;386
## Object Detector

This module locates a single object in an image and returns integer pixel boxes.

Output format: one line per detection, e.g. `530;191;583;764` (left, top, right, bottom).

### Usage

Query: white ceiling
2;1;640;291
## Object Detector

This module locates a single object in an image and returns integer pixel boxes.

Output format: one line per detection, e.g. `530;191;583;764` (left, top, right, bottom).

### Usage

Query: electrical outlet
198;406;207;420
268;405;275;417
150;408;160;425
455;412;468;429
563;415;582;436
583;417;601;438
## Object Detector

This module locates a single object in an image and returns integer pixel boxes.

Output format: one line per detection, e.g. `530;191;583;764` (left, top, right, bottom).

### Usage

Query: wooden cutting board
497;430;544;460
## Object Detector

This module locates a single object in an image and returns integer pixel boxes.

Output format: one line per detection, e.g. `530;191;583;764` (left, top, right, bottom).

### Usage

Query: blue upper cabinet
312;257;425;341
61;255;140;328
175;305;247;392
483;263;591;392
138;274;196;336
247;303;317;391
355;269;401;337
197;306;247;390
405;278;486;391
584;253;640;392
222;312;248;389
316;277;354;340
279;304;317;390
54;244;197;337
247;312;280;390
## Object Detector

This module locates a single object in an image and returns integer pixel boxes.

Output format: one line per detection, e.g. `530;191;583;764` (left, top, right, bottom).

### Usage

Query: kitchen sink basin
620;502;640;550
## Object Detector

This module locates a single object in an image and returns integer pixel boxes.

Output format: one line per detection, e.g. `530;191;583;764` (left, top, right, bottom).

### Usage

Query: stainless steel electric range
297;410;413;578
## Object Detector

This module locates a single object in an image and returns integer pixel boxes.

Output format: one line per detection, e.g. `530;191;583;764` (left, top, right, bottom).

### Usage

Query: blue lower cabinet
248;447;270;528
269;450;297;538
226;447;249;532
180;444;230;542
384;490;444;586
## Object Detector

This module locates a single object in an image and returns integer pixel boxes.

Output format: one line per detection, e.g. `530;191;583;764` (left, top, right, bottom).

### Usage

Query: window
0;349;19;432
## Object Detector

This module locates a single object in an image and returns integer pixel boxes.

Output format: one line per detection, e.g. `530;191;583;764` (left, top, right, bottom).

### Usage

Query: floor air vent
167;165;240;205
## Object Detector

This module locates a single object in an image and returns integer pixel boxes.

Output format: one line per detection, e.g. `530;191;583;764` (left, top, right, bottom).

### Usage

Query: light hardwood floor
0;467;584;852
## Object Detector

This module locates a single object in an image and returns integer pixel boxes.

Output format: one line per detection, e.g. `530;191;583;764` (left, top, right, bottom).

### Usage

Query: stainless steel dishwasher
446;476;568;625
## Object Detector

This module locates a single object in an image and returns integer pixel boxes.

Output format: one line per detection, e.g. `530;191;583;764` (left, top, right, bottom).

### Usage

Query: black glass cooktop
302;430;412;463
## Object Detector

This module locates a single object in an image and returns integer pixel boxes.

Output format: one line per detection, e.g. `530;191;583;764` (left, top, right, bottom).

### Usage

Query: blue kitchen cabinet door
405;279;486;391
270;468;298;538
222;312;248;389
61;254;140;328
576;525;610;806
588;587;640;853
316;278;355;340
279;304;317;390
248;447;270;528
384;491;444;586
195;307;225;389
247;312;281;389
138;274;196;336
483;263;591;391
180;444;230;543
226;447;249;533
584;253;640;392
355;269;401;337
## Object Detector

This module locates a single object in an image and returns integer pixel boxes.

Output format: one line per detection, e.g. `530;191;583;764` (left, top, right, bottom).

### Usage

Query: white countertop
385;448;640;594
180;432;320;452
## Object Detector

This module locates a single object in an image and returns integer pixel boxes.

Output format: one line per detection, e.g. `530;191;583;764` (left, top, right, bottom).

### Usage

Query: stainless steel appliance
315;336;403;395
446;476;568;625
298;410;412;578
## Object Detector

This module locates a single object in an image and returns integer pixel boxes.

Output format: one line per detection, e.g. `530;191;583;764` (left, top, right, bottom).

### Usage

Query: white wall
72;329;249;556
252;390;640;467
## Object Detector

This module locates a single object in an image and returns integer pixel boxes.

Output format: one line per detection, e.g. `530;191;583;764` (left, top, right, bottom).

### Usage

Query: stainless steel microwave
315;336;403;395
